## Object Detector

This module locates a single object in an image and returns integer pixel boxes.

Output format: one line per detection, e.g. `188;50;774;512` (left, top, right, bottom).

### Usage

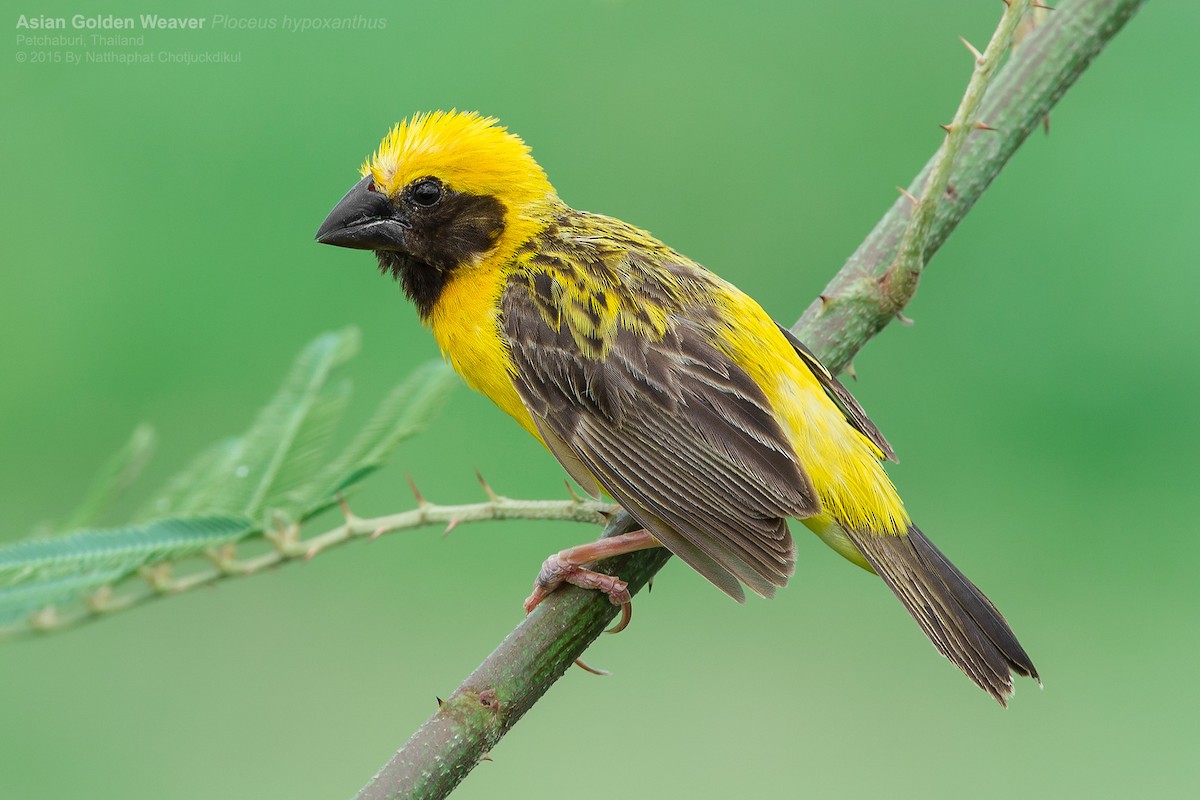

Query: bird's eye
409;178;444;208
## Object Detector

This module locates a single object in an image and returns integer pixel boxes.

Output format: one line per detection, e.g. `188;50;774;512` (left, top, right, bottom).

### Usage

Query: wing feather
502;246;817;600
776;324;897;462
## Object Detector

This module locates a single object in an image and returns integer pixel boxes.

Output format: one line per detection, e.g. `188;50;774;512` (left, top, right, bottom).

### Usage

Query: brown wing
776;324;897;462
502;266;819;602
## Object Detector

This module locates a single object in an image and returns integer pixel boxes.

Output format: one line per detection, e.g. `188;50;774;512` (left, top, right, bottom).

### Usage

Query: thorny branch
6;485;613;638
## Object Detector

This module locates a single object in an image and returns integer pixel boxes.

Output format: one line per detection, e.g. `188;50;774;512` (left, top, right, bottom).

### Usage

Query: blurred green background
3;1;1198;797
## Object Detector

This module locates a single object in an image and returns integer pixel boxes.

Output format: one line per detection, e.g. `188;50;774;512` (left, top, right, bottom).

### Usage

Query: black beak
315;175;409;251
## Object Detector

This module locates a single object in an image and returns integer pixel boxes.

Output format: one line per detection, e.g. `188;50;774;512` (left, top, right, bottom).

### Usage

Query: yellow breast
426;261;541;440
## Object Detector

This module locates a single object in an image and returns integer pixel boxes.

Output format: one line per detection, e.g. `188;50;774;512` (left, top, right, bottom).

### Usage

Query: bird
315;110;1039;704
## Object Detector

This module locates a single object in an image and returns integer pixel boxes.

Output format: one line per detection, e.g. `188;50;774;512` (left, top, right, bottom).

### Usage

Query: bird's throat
376;251;449;321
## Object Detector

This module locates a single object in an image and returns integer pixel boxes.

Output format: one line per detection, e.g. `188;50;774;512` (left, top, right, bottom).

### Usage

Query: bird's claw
523;552;632;633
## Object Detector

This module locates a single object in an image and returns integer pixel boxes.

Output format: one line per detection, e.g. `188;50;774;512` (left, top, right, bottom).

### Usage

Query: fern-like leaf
300;360;457;514
3;330;456;637
56;424;157;534
135;437;240;521
0;515;251;624
213;328;360;517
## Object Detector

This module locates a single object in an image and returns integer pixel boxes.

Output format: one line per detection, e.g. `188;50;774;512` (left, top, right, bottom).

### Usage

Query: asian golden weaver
316;111;1038;704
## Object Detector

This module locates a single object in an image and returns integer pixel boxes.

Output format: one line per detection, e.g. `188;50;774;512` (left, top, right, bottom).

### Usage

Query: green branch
2;494;613;638
795;0;1146;371
884;0;1032;314
354;2;1147;798
358;509;662;800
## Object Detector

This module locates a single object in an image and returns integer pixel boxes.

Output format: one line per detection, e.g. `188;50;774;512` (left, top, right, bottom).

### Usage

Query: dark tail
846;524;1039;705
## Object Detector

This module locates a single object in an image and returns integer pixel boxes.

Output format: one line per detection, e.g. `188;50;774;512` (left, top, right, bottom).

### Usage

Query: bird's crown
362;110;554;207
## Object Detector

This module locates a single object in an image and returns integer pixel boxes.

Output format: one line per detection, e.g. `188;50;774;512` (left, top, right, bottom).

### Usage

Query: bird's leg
523;529;661;634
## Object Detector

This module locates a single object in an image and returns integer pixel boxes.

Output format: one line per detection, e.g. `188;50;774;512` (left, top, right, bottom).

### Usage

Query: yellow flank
711;283;910;535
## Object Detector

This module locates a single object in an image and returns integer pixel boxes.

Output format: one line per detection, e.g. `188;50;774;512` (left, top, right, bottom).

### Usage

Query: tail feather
846;524;1039;705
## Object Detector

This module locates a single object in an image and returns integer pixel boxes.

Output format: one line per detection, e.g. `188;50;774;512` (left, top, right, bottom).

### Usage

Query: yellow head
363;110;553;208
315;111;557;317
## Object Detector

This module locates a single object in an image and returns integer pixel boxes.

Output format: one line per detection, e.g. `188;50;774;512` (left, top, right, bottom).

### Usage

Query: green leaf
216;327;360;517
0;515;252;585
0;571;127;626
300;360;457;513
260;377;353;514
136;331;453;526
136;328;361;522
135;437;240;521
58;424;157;532
3;332;456;637
0;515;251;625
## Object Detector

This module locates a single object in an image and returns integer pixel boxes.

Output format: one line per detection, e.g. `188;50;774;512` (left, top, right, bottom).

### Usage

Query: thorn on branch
405;473;428;508
959;35;984;63
442;518;460;537
28;605;59;631
85;586;113;613
896;187;919;206
265;513;299;553
435;696;445;709
818;293;835;309
475;469;501;503
845;362;858;381
336;493;358;523
940;123;955;134
896;311;915;326
141;563;174;592
206;543;238;573
975;120;997;131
